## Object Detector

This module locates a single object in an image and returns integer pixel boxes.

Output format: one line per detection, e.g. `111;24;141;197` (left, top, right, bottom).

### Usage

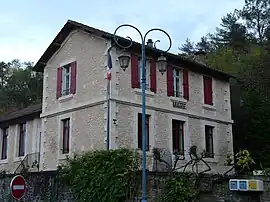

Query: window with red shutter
203;76;213;105
131;55;139;88
138;59;151;90
172;120;184;155
62;64;71;96
57;61;77;98
167;65;173;96
172;68;180;97
138;113;150;151
62;118;70;154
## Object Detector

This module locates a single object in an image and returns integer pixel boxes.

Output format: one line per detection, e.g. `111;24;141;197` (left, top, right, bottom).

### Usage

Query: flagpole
106;75;110;150
106;45;114;150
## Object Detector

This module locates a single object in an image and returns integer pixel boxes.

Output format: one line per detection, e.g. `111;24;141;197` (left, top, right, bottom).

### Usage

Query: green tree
241;0;270;43
0;60;43;114
179;38;195;55
179;0;270;167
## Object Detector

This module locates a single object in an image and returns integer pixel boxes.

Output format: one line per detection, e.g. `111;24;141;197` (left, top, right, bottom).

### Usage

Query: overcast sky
0;0;244;63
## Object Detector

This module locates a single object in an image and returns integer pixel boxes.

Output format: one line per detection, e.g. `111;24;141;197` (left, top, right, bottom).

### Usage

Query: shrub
58;149;137;202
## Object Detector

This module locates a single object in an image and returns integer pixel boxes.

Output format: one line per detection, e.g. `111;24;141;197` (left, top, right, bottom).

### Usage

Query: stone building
0;20;233;173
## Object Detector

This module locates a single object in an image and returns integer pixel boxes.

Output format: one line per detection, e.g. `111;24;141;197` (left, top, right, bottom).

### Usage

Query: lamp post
112;24;172;202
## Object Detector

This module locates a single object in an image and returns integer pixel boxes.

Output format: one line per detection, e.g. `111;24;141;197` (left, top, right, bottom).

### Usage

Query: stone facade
38;26;233;172
109;45;233;173
40;30;109;170
0;117;41;173
0;21;234;173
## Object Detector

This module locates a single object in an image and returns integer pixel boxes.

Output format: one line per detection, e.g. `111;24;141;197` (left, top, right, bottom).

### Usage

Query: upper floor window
167;66;189;100
203;76;213;105
173;68;182;97
18;123;26;157
138;59;151;90
62;118;70;154
137;113;150;151
56;61;77;99
172;120;184;155
1;127;8;160
62;64;71;96
205;125;214;158
131;55;157;93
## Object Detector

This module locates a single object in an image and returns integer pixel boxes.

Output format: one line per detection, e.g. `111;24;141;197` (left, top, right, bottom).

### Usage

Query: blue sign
239;180;247;190
230;180;238;190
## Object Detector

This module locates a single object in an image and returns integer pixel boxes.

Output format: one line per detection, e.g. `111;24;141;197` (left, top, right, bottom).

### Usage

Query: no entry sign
10;175;26;200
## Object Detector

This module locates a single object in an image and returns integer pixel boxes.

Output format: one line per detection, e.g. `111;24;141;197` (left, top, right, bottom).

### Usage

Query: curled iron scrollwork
113;24;172;53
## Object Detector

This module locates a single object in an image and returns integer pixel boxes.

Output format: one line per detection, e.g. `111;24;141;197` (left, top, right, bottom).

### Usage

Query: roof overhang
33;20;233;81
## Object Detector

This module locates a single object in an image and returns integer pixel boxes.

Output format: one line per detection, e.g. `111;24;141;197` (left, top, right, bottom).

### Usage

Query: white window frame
169;114;190;162
58;114;72;160
205;125;214;158
62;64;71;96
172;119;185;155
0;127;8;163
14;123;27;162
173;68;183;98
138;59;151;90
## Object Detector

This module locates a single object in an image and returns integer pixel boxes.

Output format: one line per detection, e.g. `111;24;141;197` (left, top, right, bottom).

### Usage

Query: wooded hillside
180;0;270;168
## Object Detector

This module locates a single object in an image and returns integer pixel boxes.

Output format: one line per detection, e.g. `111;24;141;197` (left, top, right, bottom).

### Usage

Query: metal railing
14;152;40;174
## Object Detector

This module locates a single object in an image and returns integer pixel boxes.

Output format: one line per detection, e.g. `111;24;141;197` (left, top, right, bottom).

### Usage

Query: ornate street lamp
156;54;167;75
118;52;130;71
113;24;172;202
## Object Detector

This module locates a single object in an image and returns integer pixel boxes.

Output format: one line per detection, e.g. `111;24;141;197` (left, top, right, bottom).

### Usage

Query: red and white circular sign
10;175;27;200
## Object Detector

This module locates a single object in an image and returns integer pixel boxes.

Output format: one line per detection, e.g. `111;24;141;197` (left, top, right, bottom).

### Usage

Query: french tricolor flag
107;52;112;80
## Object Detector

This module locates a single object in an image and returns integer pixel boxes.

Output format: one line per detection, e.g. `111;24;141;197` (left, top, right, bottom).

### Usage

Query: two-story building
0;20;234;174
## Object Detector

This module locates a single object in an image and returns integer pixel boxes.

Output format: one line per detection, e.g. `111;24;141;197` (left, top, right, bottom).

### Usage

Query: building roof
33;20;232;81
0;104;42;125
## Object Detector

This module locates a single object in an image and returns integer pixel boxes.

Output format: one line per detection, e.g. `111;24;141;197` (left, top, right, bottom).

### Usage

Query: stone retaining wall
0;171;269;202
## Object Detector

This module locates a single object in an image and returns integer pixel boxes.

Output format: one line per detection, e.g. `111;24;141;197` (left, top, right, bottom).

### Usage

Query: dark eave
0;104;42;128
33;20;232;81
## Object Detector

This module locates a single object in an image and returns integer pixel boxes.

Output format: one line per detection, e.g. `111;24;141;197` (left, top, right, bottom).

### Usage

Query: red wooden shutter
131;55;139;88
70;61;77;94
146;115;150;151
183;69;189;100
172;120;179;153
62;123;66;153
208;78;213;105
138;114;142;149
167;65;173;96
203;76;208;104
56;67;62;98
203;76;213;105
66;119;70;153
150;60;157;93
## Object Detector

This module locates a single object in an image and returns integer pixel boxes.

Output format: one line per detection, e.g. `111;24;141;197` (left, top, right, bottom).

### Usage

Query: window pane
138;59;150;90
205;126;214;157
172;120;184;155
62;119;70;154
1;128;8;159
173;69;180;97
62;65;71;95
19;123;26;157
179;122;184;153
138;113;150;151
